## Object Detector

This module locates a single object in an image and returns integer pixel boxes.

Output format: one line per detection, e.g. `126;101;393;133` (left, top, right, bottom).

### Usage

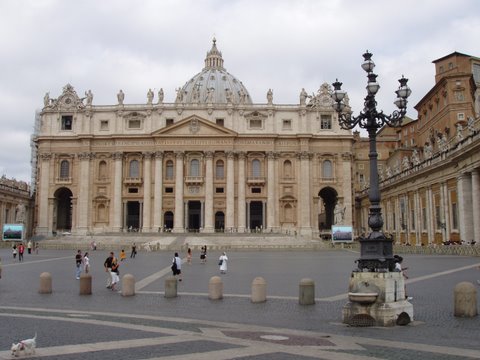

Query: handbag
171;260;177;272
218;259;223;266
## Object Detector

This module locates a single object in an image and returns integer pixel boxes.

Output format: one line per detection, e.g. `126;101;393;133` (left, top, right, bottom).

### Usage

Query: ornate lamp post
332;51;411;272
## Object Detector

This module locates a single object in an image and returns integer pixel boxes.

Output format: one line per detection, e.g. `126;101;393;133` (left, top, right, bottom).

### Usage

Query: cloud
0;0;479;182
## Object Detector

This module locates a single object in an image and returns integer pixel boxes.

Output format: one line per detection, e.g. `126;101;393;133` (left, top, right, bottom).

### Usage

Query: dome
176;39;252;105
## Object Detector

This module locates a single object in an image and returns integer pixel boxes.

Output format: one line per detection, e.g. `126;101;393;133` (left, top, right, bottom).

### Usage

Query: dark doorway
54;187;72;231
250;201;263;230
126;201;140;230
188;201;201;231
319;187;338;230
215;211;225;231
164;211;174;231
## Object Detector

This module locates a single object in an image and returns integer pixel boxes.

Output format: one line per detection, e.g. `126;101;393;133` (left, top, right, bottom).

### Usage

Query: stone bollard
209;276;223;300
164;276;177;298
251;277;267;303
299;278;315;305
454;282;477;317
79;274;92;295
122;274;135;297
39;272;52;294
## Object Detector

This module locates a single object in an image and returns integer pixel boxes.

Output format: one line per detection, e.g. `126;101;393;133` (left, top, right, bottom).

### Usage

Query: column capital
142;151;154;160
154;151;164;159
296;151;312;160
174;151;184;159
39;153;52;161
266;151;278;160
112;152;123;160
77;152;95;161
205;151;214;159
237;151;246;160
226;151;235;159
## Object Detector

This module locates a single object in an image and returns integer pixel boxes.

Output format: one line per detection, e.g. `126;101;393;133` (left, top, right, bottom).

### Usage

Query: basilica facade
33;40;354;237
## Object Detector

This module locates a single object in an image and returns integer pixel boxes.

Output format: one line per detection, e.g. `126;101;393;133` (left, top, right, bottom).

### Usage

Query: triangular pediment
152;115;237;137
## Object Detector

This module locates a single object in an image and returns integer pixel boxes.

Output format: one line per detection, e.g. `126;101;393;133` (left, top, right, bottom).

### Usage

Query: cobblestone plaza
0;244;479;359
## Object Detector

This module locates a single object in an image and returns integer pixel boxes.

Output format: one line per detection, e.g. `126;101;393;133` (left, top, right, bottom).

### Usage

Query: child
119;249;126;261
83;252;90;274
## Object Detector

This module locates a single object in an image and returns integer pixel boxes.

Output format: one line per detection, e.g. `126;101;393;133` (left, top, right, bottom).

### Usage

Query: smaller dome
176;39;252;105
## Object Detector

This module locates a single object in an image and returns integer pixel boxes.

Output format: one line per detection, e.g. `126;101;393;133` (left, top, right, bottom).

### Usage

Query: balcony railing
185;176;204;185
247;176;266;185
124;177;143;185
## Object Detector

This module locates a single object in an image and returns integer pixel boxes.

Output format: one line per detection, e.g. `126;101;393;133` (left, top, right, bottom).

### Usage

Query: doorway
126;201;140;231
250;201;263;230
188;201;201;231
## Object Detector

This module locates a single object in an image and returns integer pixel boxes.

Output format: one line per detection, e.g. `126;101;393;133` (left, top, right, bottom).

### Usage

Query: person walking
75;250;83;279
110;255;120;291
119;249;126;261
172;252;182;281
12;244;17;262
130;243;137;258
83;252;90;274
394;255;412;300
27;240;32;254
104;252;114;289
218;252;228;274
200;246;207;264
187;248;192;264
18;243;25;262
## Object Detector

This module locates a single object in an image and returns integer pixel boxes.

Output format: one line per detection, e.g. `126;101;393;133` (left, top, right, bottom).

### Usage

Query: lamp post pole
332;51;411;271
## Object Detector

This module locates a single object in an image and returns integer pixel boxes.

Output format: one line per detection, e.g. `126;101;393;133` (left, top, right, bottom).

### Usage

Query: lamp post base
343;271;413;327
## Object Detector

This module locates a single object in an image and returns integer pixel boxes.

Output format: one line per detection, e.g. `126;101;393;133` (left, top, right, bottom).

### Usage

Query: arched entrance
215;211;224;232
164;211;174;231
126;201;140;231
54;187;72;232
318;187;338;231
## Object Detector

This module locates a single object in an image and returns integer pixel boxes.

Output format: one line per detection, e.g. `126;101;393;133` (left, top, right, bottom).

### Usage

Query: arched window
216;160;224;179
323;160;333;179
129;160;139;178
252;159;261;177
166;160;174;179
283;160;292;178
60;160;70;179
98;160;107;179
190;159;200;176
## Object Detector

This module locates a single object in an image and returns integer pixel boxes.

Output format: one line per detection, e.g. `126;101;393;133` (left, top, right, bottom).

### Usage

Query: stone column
414;191;421;245
153;151;164;231
184;201;189;231
298;152;312;235
426;187;435;245
48;198;55;235
342;152;353;226
173;151;184;232
77;152;93;235
441;182;450;242
225;151;235;231
142;152;153;232
203;151;214;233
112;152;123;232
246;200;251;231
266;151;276;231
237;152;246;232
37;153;52;235
472;169;480;243
457;173;474;241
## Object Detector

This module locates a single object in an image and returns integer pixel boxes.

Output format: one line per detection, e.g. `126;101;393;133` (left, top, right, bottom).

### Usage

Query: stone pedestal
122;274;135;297
39;272;52;294
164;276;177;298
79;274;92;295
251;277;266;303
299;278;315;305
209;276;223;300
343;271;413;327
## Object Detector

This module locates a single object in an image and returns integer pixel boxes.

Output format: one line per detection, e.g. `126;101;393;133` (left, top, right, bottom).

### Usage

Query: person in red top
18;243;25;262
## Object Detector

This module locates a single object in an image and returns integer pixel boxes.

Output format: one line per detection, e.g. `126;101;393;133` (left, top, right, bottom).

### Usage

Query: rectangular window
320;115;332;130
249;119;262;129
422;207;427;231
100;120;109;130
359;174;364;183
215;187;224;193
166;118;174;126
128;119;141;129
473;63;480;83
457;113;465;121
282;119;292;130
61;115;73;130
435;205;441;229
165;187;174;193
128;188;138;193
216;118;224;127
410;209;415;231
251;188;261;194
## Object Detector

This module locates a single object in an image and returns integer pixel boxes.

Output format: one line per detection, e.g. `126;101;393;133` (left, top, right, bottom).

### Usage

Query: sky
1;0;479;184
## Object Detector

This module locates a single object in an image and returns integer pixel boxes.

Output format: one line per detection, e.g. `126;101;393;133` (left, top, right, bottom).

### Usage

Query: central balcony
185;176;204;185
